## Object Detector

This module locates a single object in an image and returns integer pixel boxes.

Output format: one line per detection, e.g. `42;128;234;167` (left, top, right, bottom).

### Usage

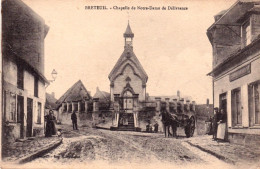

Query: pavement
2;135;63;164
186;135;260;169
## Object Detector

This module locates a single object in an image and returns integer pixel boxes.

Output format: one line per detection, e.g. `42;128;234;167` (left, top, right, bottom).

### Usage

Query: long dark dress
212;113;219;139
45;114;56;137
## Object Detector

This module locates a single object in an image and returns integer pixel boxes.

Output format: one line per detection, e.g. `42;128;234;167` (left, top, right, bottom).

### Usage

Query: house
207;0;260;146
2;0;49;143
93;87;110;102
93;87;110;111
55;80;92;124
148;90;193;102
92;87;111;125
108;23;148;131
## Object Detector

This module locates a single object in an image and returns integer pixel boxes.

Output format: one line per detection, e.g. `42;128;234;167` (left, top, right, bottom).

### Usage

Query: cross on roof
127;12;130;23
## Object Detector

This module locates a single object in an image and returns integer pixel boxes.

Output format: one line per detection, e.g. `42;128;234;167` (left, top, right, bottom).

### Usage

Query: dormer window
242;20;251;47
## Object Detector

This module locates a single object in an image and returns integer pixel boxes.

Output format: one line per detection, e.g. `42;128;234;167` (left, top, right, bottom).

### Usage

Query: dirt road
30;126;235;169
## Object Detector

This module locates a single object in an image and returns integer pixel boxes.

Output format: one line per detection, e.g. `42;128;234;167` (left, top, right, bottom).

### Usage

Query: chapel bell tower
124;22;134;48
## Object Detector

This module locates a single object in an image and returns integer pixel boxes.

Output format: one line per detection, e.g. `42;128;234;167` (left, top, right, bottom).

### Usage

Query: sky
23;0;237;104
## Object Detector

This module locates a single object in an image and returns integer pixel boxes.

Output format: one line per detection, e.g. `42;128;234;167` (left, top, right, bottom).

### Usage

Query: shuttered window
37;102;42;124
17;65;24;89
231;88;242;126
249;81;260;126
34;77;39;97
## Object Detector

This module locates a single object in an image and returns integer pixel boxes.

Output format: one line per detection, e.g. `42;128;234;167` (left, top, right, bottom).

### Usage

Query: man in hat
212;107;219;140
71;111;78;130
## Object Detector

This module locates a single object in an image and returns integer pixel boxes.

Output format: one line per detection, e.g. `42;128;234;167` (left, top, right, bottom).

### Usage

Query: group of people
211;107;227;141
146;121;159;133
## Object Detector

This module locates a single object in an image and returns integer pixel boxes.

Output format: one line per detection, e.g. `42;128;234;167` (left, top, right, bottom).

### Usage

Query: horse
160;109;178;138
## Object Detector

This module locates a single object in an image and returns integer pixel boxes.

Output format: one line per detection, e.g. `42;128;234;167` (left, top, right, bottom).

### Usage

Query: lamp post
45;69;58;88
44;69;58;134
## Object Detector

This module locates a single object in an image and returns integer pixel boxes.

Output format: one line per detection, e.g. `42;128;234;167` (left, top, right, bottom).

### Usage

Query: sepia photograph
1;0;260;168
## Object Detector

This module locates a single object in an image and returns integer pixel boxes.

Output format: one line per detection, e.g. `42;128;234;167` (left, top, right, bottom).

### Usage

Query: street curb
16;138;63;164
186;141;236;165
95;126;110;130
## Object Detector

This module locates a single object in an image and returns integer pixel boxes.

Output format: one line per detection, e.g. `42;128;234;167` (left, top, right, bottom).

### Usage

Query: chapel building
109;23;148;130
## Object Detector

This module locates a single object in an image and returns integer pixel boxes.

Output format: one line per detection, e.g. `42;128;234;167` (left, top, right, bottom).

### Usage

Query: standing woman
212;107;219;140
217;108;227;141
45;110;57;137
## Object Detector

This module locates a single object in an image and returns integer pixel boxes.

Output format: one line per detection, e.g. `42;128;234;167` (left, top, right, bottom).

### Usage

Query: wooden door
219;93;227;114
17;96;24;138
231;89;242;126
26;98;33;137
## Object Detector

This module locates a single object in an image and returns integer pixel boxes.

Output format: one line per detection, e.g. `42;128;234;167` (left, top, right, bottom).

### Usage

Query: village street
28;124;236;169
2;1;260;169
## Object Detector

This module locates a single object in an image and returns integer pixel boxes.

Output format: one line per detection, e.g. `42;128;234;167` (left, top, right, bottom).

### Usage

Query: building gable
109;49;148;84
56;80;92;106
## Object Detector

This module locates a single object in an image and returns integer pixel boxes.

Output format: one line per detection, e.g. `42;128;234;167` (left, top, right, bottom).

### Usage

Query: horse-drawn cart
161;102;196;138
175;113;196;138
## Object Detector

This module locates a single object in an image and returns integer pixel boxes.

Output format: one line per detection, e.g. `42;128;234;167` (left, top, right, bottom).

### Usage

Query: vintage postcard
1;0;260;168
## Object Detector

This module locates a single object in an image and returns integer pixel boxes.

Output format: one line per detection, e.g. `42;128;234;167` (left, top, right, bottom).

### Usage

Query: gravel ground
186;135;260;169
21;124;236;169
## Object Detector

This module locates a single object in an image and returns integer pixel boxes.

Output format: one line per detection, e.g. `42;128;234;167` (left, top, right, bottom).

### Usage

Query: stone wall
2;123;21;144
2;0;48;74
228;133;260;149
58;111;93;125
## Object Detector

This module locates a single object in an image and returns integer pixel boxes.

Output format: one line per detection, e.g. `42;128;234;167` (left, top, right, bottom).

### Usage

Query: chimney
155;97;161;113
165;98;170;112
173;99;177;111
186;100;190;111
214;10;226;22
180;98;184;113
96;87;100;92
192;101;196;111
177;90;181;100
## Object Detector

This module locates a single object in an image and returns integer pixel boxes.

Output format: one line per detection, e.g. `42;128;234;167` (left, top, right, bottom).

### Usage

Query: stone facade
109;23;148;102
207;1;260;146
108;23;148;130
2;0;49;143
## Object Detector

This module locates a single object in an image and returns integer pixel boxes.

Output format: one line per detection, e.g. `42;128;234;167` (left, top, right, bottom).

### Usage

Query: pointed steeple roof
109;23;148;84
124;22;134;38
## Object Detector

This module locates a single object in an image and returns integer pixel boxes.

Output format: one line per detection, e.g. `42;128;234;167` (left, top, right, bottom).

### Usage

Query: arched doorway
123;90;133;113
117;90;136;129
